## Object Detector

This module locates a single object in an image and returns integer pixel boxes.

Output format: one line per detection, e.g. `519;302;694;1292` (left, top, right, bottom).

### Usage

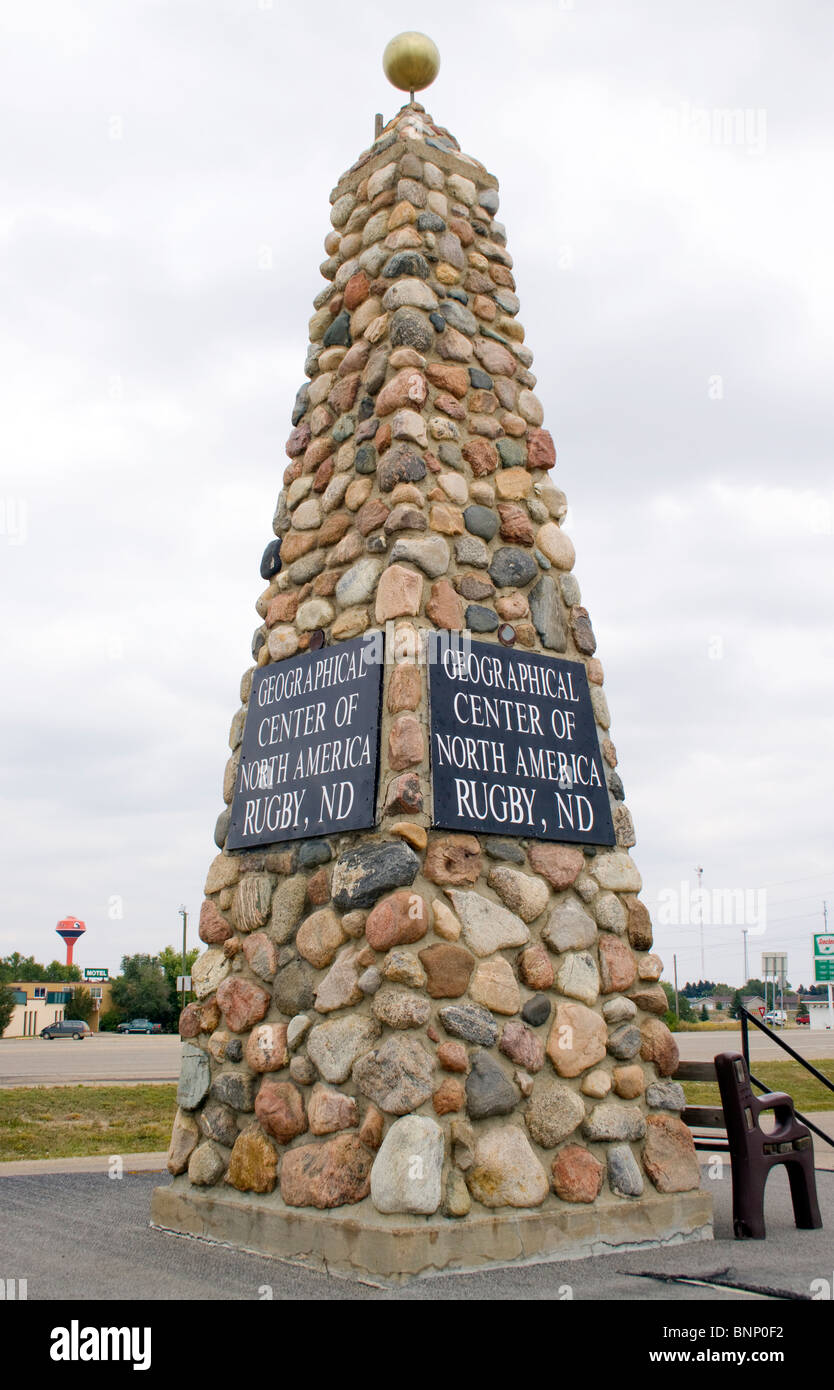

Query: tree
158;944;200;1028
110;954;170;1024
661;982;695;1022
699;1003;709;1022
64;986;96;1025
728;989;744;1019
0;983;16;1036
0;954;81;984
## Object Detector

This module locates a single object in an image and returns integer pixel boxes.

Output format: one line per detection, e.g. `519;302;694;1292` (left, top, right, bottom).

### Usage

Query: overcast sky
1;0;831;993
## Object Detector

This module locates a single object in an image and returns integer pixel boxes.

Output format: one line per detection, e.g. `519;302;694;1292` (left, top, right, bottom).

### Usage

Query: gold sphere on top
383;32;440;93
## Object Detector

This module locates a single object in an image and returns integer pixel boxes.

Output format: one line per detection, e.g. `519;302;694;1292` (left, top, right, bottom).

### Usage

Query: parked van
40;1019;91;1040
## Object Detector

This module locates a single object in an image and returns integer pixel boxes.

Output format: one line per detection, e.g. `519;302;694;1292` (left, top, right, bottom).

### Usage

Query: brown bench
675;1051;822;1239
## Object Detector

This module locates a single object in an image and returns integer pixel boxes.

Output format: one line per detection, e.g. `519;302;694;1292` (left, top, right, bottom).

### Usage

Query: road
0;1167;831;1300
676;1028;834;1062
1;1028;833;1088
0;1035;181;1087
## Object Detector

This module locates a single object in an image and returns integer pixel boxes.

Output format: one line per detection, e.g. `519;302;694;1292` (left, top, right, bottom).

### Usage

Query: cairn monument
151;36;711;1277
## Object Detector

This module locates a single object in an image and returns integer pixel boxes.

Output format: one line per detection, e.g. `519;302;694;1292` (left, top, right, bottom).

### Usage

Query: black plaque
227;635;383;849
428;635;615;846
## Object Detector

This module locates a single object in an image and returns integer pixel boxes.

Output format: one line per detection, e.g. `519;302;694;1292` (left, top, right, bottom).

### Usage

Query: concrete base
151;1180;713;1284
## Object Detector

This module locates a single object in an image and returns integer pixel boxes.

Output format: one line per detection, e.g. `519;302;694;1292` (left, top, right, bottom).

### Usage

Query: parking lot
0;1034;182;1087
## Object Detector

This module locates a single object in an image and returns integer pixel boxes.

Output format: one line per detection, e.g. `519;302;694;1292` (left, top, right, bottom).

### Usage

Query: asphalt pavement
0;1166;830;1300
2;1029;833;1088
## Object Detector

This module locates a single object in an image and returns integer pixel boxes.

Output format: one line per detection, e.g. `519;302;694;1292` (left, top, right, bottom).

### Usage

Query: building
3;979;113;1037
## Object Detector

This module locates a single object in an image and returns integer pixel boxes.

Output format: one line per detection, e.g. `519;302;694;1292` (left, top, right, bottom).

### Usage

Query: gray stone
560;573;582;606
488;547;539;589
389;535;450;578
335;557;383;607
483;839;525;863
298;839;332;868
521;994;551;1027
445;888;530;957
390;307;434;352
465;1052;519;1119
438;1003;498;1046
594;892;627;934
307;1015;381;1084
524;1080;586;1147
607;1024;643;1060
323;310;351;348
466;604;499;632
358;966;382;995
210;1070;256;1112
529;575;567;652
377;444;427;493
352;1034;435;1115
370;1115;444;1214
607;1143;644;1197
439;298;477;334
177;1043;210;1111
438;442;463;468
496;437;526;468
188;1141;226;1187
270;874;308;944
382;251;430;280
556;951;600;1007
646;1080;687;1112
583;1103;646;1143
603;997;638;1024
332;841;420;910
416;211;446;233
371;988;431;1030
199;1101;239;1147
541;897;597;953
273;959;316;1016
454;535;489;567
469;367;493;390
463;505;499;540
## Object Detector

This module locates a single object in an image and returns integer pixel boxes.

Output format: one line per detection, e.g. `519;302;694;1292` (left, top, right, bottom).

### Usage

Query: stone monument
151;36;711;1278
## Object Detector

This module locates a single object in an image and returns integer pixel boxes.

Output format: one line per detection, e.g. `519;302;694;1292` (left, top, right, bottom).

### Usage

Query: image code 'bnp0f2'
227;635;383;849
428;636;615;846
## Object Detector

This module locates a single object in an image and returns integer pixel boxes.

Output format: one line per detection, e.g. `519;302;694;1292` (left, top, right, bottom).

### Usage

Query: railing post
741;1008;749;1071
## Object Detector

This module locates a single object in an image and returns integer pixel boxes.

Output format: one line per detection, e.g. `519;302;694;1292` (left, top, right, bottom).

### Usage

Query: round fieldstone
488;547;539;588
607;1143;644;1197
551;1144;604;1203
521;994;552;1027
525;1080;585;1147
390;306;434;351
466;604;499;631
438;1002;498;1046
465;1051;518;1119
463;504;499;540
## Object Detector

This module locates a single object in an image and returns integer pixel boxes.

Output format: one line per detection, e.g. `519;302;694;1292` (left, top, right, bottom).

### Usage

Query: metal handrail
739;1006;834;1149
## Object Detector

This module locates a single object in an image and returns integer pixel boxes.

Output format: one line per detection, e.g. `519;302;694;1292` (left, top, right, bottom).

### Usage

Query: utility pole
695;865;705;977
825;901;833;1031
742;928;749;987
179;905;188;1016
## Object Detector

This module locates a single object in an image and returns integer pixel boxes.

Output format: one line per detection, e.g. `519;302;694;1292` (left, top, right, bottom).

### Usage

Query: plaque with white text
428;636;615;846
227;636;383;849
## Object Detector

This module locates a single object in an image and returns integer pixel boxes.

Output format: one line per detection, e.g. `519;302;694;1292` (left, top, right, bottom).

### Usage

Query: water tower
56;915;85;967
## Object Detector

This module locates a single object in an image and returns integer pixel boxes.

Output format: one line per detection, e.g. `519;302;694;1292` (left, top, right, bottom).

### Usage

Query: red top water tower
56;915;86;966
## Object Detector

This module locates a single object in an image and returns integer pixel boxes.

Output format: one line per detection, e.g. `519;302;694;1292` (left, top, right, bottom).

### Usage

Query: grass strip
0;1084;176;1160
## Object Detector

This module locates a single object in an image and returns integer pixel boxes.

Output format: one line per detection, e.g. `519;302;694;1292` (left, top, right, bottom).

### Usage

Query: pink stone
598;935;637;993
499;1020;545;1072
388;714;424;770
527;843;584;890
375;564;423;621
550;1144;604;1203
365;890;430;951
199;899;233;945
375;368;427;416
426;579;464;629
280;1134;373;1208
527;428;556;471
254;1080;307;1145
215;976;270;1033
307;1084;359;1136
245;1023;289;1073
643;1114;701;1192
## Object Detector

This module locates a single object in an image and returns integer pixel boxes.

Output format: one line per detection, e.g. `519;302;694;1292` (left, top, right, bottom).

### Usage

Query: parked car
763;1010;787;1027
116;1018;163;1034
40;1019;91;1040
795;1011;810;1026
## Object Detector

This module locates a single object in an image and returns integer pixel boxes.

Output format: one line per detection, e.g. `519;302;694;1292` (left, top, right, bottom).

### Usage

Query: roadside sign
758;1006;766;1017
814;958;834;983
762;952;787;981
814;934;834;956
83;967;109;981
176;976;192;992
